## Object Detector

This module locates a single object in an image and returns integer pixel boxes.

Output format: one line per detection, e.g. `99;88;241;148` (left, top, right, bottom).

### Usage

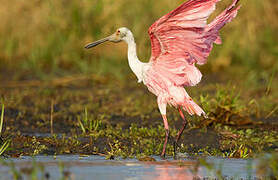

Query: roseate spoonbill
85;0;240;157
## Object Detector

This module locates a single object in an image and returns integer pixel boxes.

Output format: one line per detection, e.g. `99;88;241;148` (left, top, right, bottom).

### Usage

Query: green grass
0;104;11;156
0;75;276;158
0;0;277;80
77;107;103;134
0;104;4;135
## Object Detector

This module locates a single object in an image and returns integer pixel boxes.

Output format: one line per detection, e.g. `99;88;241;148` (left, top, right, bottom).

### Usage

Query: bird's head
85;27;131;49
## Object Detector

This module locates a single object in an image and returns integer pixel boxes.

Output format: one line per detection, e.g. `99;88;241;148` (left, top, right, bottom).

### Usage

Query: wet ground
1;75;277;157
0;72;277;178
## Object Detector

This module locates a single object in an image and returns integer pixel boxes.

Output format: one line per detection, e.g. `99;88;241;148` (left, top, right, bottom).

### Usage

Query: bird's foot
173;138;184;159
161;134;182;159
173;140;177;159
161;129;184;159
160;151;166;159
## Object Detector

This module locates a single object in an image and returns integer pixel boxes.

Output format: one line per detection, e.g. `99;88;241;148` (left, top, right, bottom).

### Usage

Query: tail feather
184;104;194;116
182;99;207;118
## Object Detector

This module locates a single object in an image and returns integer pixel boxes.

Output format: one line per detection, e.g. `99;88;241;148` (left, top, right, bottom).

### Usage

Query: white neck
123;32;144;82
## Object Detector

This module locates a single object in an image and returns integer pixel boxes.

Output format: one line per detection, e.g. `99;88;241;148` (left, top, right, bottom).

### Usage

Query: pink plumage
85;0;240;157
146;0;240;118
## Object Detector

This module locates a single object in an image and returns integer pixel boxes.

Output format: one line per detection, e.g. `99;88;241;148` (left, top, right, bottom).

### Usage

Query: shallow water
0;155;260;180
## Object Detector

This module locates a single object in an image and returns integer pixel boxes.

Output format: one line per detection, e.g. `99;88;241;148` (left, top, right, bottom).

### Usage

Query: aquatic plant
77;107;102;134
0;158;70;180
257;153;278;179
0;104;11;156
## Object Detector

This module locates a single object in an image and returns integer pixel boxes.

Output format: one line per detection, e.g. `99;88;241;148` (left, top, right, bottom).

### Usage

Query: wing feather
148;0;240;86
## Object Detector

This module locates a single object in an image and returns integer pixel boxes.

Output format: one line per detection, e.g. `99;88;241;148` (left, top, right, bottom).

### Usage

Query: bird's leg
161;114;169;158
175;107;187;144
158;98;172;158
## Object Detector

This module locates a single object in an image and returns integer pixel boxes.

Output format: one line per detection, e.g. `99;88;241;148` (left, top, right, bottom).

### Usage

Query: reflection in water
153;165;194;180
142;161;202;180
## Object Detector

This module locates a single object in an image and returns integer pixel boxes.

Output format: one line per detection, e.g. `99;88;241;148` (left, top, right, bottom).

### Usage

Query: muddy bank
0;76;276;158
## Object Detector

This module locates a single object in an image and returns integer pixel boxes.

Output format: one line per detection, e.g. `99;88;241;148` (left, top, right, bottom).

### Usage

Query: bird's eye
117;30;120;33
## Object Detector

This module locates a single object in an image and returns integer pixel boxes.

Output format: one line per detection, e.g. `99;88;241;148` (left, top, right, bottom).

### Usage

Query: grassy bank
0;73;277;158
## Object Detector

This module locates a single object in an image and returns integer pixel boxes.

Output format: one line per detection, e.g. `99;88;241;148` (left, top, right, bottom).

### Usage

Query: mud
0;75;277;158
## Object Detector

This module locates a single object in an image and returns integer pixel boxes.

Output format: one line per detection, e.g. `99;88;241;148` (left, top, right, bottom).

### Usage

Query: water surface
0;155;259;180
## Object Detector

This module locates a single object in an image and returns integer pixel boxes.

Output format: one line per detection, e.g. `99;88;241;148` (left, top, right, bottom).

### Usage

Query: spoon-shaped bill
84;37;110;49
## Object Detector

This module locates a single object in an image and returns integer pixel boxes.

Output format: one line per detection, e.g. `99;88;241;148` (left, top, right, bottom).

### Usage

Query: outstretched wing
149;0;240;64
148;0;240;86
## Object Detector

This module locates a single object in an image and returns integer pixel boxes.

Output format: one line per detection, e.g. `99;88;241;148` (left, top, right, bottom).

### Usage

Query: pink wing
148;0;240;86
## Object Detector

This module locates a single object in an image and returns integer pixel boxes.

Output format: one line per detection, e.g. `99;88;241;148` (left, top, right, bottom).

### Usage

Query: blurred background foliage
0;0;277;81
